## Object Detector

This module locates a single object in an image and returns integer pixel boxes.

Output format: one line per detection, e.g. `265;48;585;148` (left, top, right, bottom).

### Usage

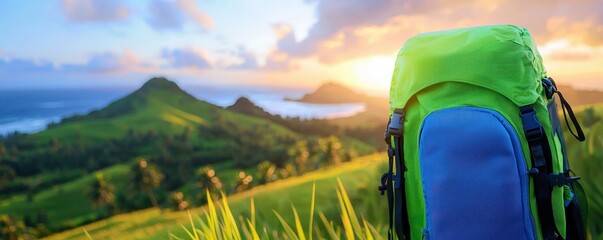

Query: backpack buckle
542;77;557;99
549;173;581;188
520;106;544;141
388;109;405;137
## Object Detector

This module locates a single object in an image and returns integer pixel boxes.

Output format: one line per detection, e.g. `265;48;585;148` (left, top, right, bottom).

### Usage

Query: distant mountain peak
292;81;366;103
139;77;182;92
232;96;255;107
316;82;358;94
60;77;200;122
227;96;273;119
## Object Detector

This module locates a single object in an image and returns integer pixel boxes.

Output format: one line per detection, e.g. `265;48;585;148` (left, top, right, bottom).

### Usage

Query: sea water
0;87;365;135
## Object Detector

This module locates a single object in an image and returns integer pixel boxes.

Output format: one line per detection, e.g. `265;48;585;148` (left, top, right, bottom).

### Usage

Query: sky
0;0;602;95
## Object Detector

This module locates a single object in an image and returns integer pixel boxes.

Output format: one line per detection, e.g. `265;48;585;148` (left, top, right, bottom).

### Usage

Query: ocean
0;86;366;135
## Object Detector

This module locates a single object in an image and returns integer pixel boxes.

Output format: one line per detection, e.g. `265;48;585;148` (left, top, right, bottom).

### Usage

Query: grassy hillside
44;153;388;240
0;77;380;238
44;104;603;240
37;78;293;143
0;164;130;231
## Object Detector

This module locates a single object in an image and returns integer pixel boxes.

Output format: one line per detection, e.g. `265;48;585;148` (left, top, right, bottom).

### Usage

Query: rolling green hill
0;164;130;232
44;153;388;240
38;77;294;143
44;104;603;240
0;77;379;238
2;78;600;239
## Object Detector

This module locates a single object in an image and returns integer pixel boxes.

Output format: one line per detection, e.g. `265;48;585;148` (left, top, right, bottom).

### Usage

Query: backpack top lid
389;24;547;114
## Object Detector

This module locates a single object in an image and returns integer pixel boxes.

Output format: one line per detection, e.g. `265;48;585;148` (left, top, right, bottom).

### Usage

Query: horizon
1;1;603;93
0;77;372;135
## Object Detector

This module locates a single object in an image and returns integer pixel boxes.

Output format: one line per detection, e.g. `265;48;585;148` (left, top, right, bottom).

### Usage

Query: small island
287;82;368;104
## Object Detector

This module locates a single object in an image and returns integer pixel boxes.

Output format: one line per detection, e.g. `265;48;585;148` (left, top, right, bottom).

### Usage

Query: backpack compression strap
379;119;395;239
379;109;410;240
542;77;587;240
521;104;583;240
520;105;562;240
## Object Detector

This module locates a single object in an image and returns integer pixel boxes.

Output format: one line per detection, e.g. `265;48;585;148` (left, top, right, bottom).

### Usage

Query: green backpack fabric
380;25;587;240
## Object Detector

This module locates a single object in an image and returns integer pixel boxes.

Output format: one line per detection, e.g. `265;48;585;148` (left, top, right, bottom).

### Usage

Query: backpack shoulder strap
379;109;410;240
520;105;562;240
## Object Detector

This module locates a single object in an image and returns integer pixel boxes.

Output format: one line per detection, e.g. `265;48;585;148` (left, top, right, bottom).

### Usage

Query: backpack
379;25;588;240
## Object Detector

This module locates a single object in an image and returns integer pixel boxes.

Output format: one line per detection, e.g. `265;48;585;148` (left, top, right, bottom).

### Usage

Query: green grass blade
337;178;363;238
180;224;196;240
83;228;94;240
309;183;316;240
262;227;270;240
246;219;261;240
239;216;252;240
169;232;185;240
220;192;241;240
318;211;339;240
218;205;229;240
336;190;354;240
366;221;383;240
273;209;301;240
362;218;374;240
313;223;324;240
195;215;212;240
250;198;256;228
188;210;200;240
292;205;307;240
206;190;219;240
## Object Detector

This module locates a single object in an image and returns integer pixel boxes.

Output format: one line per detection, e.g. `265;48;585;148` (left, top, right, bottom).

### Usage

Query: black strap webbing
520;105;562;240
380;109;410;240
393;132;410;240
380;147;395;240
380;119;395;239
543;77;587;240
543;77;585;142
557;91;585;142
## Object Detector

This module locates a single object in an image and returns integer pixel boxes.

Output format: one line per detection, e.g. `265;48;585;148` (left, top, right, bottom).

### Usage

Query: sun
350;56;396;94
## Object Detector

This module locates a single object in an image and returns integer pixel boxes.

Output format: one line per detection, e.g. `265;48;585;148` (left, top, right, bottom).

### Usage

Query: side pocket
419;107;535;240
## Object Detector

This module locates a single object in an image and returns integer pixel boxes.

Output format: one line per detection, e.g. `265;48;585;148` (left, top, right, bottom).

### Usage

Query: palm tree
196;167;223;203
131;158;164;210
88;173;115;216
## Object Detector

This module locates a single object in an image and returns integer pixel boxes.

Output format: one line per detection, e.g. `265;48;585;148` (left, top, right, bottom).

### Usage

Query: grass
39;104;603;240
0;164;130;229
172;179;381;240
564;107;603;239
43;153;388;240
34;79;296;144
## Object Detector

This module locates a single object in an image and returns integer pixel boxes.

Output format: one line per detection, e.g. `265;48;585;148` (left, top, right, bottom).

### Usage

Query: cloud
162;47;212;69
273;0;603;64
147;0;214;31
279;0;407;58
0;58;55;73
62;50;146;73
227;47;259;70
61;0;130;23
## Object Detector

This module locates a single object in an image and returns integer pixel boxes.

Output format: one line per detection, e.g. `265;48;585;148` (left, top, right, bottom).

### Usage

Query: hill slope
291;82;368;103
46;104;603;240
37;77;294;143
0;77;380;237
226;96;273;119
44;153;388;240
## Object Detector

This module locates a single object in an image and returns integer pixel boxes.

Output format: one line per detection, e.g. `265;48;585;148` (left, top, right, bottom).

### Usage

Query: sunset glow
0;1;602;93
